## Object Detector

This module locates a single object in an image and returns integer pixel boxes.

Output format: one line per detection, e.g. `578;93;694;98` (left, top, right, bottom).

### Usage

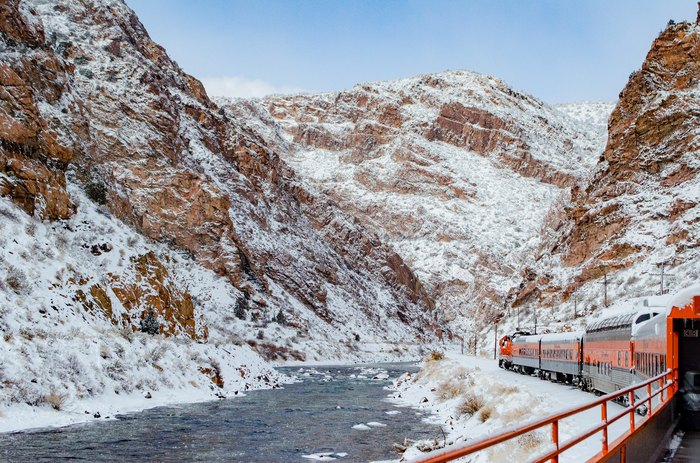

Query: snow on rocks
0;186;288;433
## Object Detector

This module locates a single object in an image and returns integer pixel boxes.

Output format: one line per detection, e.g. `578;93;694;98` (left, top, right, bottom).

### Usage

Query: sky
125;0;697;104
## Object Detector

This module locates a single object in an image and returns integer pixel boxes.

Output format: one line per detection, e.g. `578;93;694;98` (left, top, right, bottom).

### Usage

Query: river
0;363;441;462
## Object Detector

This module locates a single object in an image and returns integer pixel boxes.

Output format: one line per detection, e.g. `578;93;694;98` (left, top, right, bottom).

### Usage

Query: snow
388;353;634;463
0;185;289;433
222;73;614;336
538;331;583;342
666;283;700;311
352;423;372;430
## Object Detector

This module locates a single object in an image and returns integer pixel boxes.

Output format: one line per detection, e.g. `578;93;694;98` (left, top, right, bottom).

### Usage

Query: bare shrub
119;327;134;343
6;265;28;295
55;233;69;251
0;205;19;221
44;391;67;410
84;179;107;205
24;221;37;236
427;350;445;362
457;393;484;417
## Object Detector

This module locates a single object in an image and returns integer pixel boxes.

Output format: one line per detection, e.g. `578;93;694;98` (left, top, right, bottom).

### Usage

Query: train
498;285;700;427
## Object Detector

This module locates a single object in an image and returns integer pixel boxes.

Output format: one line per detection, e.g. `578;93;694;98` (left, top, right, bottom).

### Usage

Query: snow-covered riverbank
0;342;289;434
387;353;631;463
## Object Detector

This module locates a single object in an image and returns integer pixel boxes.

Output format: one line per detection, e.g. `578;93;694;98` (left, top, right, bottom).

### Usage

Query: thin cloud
200;76;305;98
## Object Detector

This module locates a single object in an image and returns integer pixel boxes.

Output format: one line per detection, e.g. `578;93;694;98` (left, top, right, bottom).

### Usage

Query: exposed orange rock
75;252;208;342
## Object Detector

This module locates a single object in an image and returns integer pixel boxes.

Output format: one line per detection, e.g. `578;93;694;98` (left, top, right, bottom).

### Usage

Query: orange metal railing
411;370;677;463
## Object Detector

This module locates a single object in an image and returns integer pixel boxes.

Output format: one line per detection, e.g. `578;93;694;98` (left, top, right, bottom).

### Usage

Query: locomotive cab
498;335;513;369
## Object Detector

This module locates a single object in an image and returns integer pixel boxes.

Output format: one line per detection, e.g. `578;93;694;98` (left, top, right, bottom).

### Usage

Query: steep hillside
511;18;700;328
223;74;611;332
0;0;436;423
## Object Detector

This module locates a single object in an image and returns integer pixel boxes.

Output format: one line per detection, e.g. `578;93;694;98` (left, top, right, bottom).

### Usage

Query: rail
411;370;676;463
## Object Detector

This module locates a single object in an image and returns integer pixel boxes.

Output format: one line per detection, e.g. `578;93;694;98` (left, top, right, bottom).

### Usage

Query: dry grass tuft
500;405;531;424
437;379;466;401
517;431;544;450
44;391;67;411
427;350;445;362
493;384;519;395
479;406;493;422
457;393;484;417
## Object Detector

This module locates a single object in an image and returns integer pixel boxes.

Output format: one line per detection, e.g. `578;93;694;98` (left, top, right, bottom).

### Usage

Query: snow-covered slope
223;73;612;333
509;19;700;334
0;0;437;429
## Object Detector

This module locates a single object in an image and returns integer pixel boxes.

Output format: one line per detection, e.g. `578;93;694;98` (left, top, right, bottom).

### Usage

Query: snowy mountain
222;73;612;333
3;0;697;431
0;0;436;423
510;19;700;333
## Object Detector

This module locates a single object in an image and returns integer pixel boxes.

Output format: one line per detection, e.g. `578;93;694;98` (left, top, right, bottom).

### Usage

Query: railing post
601;401;608;454
659;377;664;402
551;420;559;463
646;383;652;415
629;391;636;432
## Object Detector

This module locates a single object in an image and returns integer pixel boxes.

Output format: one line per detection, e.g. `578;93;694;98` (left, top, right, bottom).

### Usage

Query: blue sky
125;0;696;103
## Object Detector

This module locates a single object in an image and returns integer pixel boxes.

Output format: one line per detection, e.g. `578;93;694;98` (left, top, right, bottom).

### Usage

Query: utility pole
600;273;609;307
517;305;520;330
533;306;537;335
473;331;477;356
573;290;578;319
651;261;676;295
493;322;498;360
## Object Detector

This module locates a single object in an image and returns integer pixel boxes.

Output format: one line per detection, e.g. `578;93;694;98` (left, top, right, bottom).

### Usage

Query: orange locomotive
498;286;700;417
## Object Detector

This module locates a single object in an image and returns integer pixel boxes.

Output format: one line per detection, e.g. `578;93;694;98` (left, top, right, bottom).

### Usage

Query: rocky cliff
223;74;611;332
511;17;700;327
0;0;436;418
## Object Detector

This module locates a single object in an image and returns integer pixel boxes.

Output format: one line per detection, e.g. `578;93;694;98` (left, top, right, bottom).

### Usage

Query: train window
618;351;621;366
635;314;650;325
625;351;629;368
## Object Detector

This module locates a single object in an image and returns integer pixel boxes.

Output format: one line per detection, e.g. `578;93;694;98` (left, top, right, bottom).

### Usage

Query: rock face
223;73;610;330
512;18;700;320
1;0;436;383
0;8;75;220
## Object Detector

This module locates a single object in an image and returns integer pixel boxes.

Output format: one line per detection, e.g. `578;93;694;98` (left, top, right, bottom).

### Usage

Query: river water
0;363;441;462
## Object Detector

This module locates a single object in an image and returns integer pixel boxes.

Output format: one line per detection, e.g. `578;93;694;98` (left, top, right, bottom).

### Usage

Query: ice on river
302;452;348;460
352;423;372;430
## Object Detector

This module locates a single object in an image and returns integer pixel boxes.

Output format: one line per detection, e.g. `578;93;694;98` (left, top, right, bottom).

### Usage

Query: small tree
85;179;108;205
274;310;286;325
140;309;160;335
234;297;249;320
